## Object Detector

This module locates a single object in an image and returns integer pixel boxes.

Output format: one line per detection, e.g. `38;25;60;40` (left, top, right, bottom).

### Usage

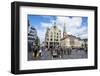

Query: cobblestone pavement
28;49;87;61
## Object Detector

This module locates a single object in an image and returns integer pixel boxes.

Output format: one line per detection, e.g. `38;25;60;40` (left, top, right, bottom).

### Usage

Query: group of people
32;45;40;58
30;43;88;60
49;46;72;58
32;45;73;59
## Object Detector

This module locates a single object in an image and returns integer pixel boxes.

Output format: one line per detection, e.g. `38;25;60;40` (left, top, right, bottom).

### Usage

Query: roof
31;26;36;30
61;34;84;41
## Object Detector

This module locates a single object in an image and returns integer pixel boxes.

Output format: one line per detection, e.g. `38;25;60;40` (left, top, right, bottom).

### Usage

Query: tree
35;36;40;47
81;44;84;48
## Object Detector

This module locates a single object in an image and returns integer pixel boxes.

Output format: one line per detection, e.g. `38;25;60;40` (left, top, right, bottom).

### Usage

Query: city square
28;48;87;60
28;15;88;61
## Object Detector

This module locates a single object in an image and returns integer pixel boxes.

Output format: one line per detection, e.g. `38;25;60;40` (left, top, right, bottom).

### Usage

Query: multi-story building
61;24;85;48
61;35;85;48
45;22;61;48
28;20;40;51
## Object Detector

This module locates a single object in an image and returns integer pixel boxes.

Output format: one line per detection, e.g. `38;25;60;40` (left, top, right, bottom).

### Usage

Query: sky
28;15;88;43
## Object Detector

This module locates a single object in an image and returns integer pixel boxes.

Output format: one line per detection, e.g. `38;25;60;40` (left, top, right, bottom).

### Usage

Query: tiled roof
61;34;84;41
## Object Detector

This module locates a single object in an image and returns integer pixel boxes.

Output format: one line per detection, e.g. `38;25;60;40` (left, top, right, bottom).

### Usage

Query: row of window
28;33;37;36
29;30;36;34
28;37;36;40
46;32;61;36
46;35;61;38
46;38;60;41
28;36;36;39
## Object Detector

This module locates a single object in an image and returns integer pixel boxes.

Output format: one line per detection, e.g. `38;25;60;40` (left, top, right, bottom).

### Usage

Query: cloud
56;16;87;39
80;33;88;39
37;29;46;44
56;16;67;25
35;16;88;44
73;26;88;39
37;21;54;43
41;22;53;28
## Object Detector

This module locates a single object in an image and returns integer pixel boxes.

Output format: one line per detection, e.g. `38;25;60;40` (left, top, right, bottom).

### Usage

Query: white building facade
60;24;85;48
28;20;40;52
45;23;61;48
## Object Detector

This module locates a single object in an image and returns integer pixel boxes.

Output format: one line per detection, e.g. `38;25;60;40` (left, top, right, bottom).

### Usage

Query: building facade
28;25;37;43
61;24;85;48
28;20;40;51
45;22;61;48
61;35;85;48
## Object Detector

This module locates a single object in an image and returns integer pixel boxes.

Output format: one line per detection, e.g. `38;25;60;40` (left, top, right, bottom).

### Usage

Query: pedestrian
39;48;42;57
67;48;70;55
34;46;37;58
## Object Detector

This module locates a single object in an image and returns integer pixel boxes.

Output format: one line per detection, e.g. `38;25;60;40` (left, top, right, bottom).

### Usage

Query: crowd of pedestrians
31;45;87;60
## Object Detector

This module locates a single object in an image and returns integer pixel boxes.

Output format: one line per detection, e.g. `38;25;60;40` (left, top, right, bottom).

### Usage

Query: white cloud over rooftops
36;16;88;43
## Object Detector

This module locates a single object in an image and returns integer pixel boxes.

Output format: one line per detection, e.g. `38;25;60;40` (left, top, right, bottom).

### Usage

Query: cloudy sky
28;15;88;43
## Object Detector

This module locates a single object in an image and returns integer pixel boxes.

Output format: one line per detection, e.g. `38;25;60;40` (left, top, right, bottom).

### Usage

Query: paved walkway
28;49;87;61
